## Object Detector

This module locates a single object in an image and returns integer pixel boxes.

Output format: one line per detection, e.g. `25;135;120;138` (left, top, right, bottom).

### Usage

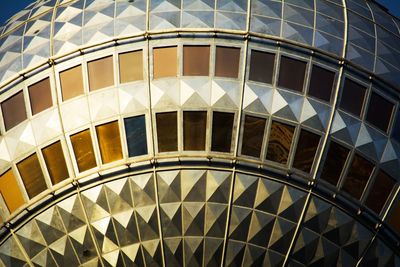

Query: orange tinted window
17;154;47;198
183;46;210;76
153;47;177;79
119;50;143;83
0;170;25;213
1;91;27;130
88;56;114;91
70;129;97;172
42;141;69;184
60;65;84;101
96;121;123;164
215;46;240;78
28;78;52;115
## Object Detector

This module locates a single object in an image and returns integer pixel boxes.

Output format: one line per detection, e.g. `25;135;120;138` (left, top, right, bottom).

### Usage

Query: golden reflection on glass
0;170;25;213
183;46;210;76
60;65;84;101
88;56;114;91
1;91;27;130
119;50;143;83
153;46;177;79
96;121;123;164
266;121;295;164
293;130;320;173
156;112;178;152
70;129;97;172
28;78;52;115
241;115;266;158
215;46;240;78
17;154;47;199
183;111;207;151
42;141;69;185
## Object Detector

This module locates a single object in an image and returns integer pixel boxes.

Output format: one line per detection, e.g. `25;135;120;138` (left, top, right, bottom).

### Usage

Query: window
366;92;393;132
1;91;27;130
17;154;47;198
320;141;350;186
388;200;400;234
339;78;366;117
119;50;143;83
0;170;25;213
96;121;123;164
266;121;295;164
59;65;84;101
215;46;240;78
28;78;52;115
341;154;374;199
249;50;275;84
125;115;148;157
153;46;177;79
70;129;97;172
293;130;320;173
184;111;207;151
42;141;69;185
365;171;395;214
241;115;266;158
87;56;114;91
156;112;178;152
393;111;400;143
183;46;210;76
308;65;335;102
278;56;307;92
211;112;234;152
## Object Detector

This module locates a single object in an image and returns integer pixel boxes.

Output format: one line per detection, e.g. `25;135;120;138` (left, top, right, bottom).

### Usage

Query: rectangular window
393;110;400;143
212;112;234;152
96;121;123;164
339;78;366;117
88;56;114;91
0;170;25;213
293;130;320;173
215;46;240;78
365;171;395;214
183;46;210;76
366;92;393;132
60;65;84;101
249;50;275;84
153;46;177;79
28;78;52;115
320;141;350;186
241;115;266;158
388;200;400;234
278;56;307;92
70;129;97;172
42;141;69;185
156;112;178;152
124;115;148;157
1;91;27;130
17;154;47;199
308;65;335;102
266;121;295;164
184;111;207;151
119;50;143;83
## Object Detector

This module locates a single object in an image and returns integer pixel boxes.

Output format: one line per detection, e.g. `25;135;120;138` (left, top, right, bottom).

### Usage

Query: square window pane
119;50;143;83
388;200;400;234
339;78;366;117
183;46;210;76
249;50;275;84
153;46;177;79
96;121;123;164
184;111;207;151
28;78;52;115
266;121;295;164
156;112;178;152
320;141;350;185
212;112;234;152
293;130;320;173
365;171;395;214
341;154;374;199
125;115;148;157
70;129;97;172
1;91;27;130
0;170;25;213
88;56;114;91
308;65;335;102
241;115;266;158
278;56;307;92
215;46;240;78
17;154;47;199
42;141;69;185
366;92;393;132
60;65;84;101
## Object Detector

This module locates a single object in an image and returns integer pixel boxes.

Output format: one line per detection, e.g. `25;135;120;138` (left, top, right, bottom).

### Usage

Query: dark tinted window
249;50;275;84
70;129;97;172
215;46;240;78
28;78;52;115
393;111;400;143
320;141;350;185
278;56;307;92
293;130;320;173
212;112;234;152
266;121;295;164
366;92;393;132
125;115;148;157
156;112;178;152
2;91;27;130
183;46;210;76
241;115;266;158
17;154;47;198
308;65;335;102
365;171;395;214
342;154;374;199
184;111;207;151
339;78;366;117
42;141;69;185
388;200;400;234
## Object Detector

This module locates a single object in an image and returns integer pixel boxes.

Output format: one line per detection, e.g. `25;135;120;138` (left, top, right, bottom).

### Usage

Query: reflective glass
183;46;210;76
266;121;295;164
119;50;143;83
87;56;114;91
125;115;148;157
215;46;240;78
388;200;400;234
156;112;178;152
278;56;307;92
366;92;393;132
0;170;25;213
28;78;52;115
365;171;395;214
153;46;177;79
320;141;350;185
241;115;266;158
339;78;366;117
70;129;97;172
249;50;275;84
184;111;207;151
293;130;320;173
42;141;69;185
17;154;47;198
308;65;335;102
59;65;84;101
393;110;400;143
1;91;27;130
211;112;234;152
96;121;123;164
342;154;374;199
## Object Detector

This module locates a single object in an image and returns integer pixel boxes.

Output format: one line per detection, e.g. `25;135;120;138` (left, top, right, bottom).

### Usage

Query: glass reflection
17;154;47;198
308;65;335;102
266;121;295;164
70;129;97;172
366;92;393;132
119;50;143;83
215;46;240;78
365;171;395;214
339;78;366;117
153;46;177;79
241;115;266;158
125;115;148;157
0;170;25;213
88;56;115;91
249;50;275;84
96;121;123;164
183;46;210;76
293;130;320;173
42;141;69;185
212;112;234;153
278;56;307;92
342;154;374;199
28;78;52;115
320;141;350;186
156;112;178;152
1;91;27;130
60;65;84;101
184;111;207;151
